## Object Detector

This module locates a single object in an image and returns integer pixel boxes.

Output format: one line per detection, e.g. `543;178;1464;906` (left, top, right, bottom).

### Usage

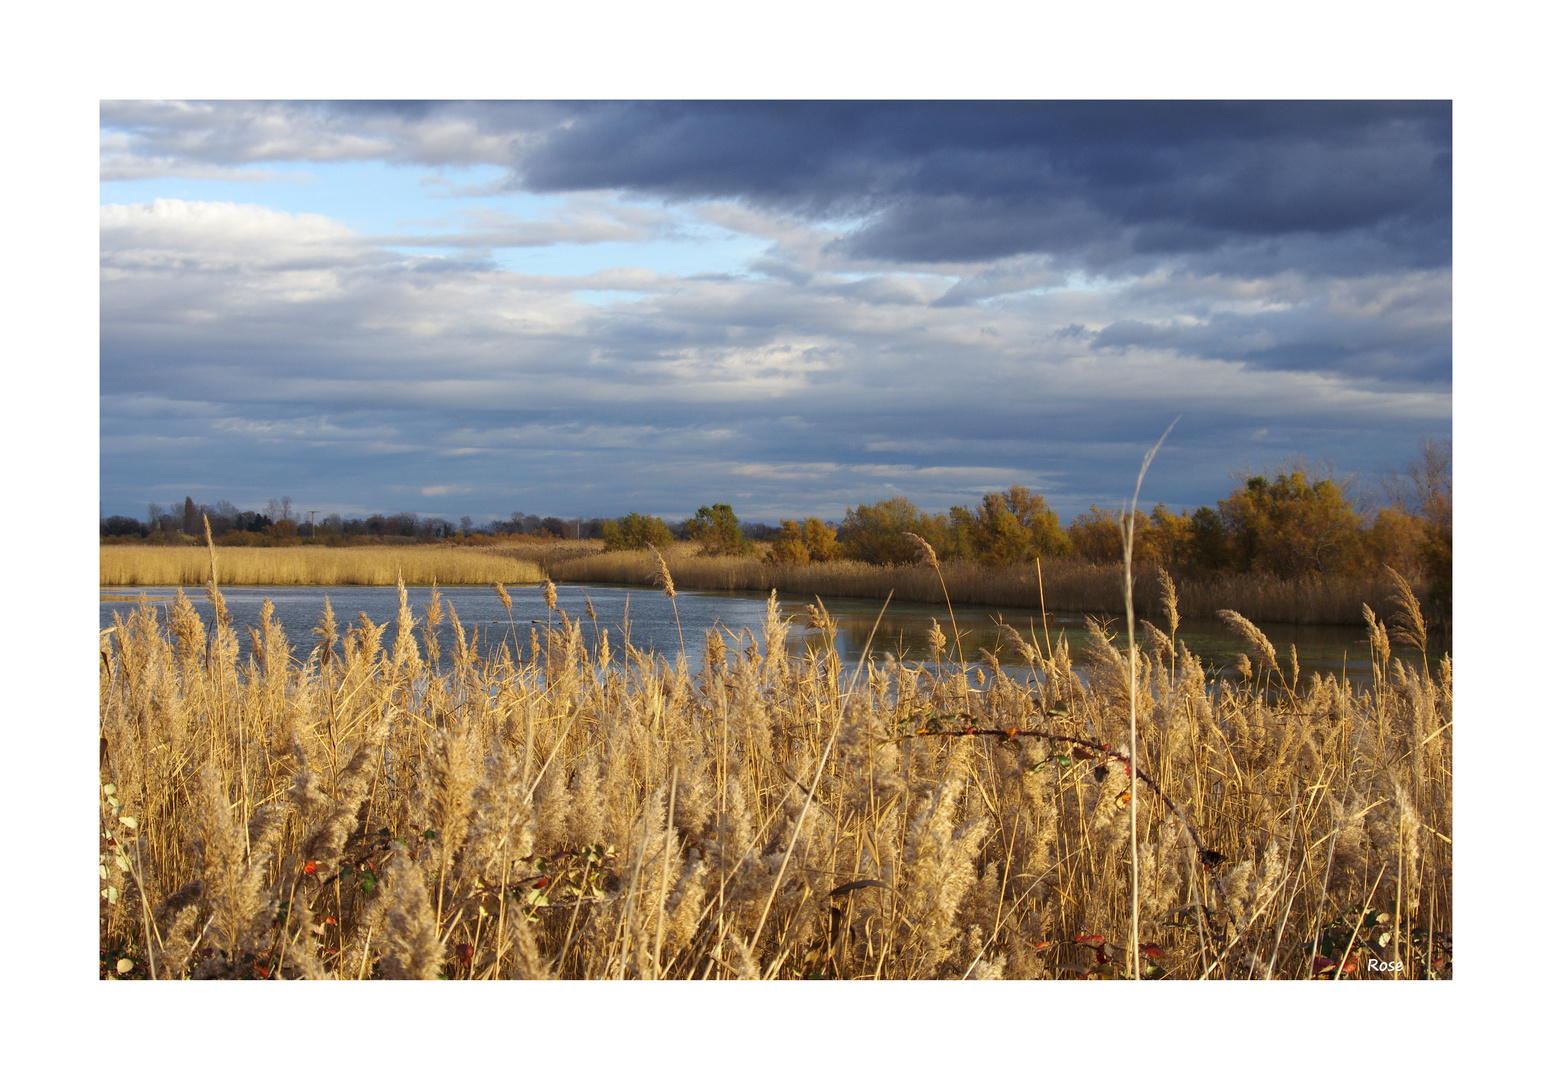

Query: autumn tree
1218;469;1364;576
766;517;841;565
685;504;752;556
947;486;1070;565
839;497;945;564
802;517;842;562
1184;506;1231;574
602;511;675;552
766;520;811;565
1379;437;1452;607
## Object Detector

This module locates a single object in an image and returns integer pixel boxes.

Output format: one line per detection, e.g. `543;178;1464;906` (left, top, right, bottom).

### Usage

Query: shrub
766;520;810;565
1218;470;1364;576
839;497;946;565
802;517;842;562
765;517;841;565
602;512;675;552
685;504;752;556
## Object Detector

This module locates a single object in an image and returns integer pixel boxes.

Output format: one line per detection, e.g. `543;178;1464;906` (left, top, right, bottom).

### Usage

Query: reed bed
99;569;1450;979
100;545;543;587
542;549;1437;628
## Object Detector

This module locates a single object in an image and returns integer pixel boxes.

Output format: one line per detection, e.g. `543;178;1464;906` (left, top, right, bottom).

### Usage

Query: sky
99;100;1452;526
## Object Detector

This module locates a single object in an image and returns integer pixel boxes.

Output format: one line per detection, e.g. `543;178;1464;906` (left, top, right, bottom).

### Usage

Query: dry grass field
100;544;544;587
99;565;1450;979
101;539;1441;630
539;545;1440;628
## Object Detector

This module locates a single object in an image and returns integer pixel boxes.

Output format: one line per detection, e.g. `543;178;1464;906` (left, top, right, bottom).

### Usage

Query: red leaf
303;860;317;876
454;943;474;964
1141;942;1164;959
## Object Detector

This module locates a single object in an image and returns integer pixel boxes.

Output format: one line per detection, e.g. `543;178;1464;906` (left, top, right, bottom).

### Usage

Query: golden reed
99;571;1450;979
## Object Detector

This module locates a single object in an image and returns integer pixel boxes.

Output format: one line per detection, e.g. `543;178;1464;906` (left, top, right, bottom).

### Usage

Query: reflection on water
101;582;1448;690
805;594;1447;688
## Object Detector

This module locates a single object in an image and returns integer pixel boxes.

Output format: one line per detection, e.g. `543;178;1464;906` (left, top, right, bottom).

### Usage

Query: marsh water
100;582;1447;689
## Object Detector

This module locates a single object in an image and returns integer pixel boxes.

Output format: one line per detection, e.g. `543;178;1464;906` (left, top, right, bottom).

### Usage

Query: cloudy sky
99;100;1451;525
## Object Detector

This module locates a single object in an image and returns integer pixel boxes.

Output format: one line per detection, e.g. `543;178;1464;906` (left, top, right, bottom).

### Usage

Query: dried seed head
805;599;837;636
1156;567;1180;636
1218;609;1278;672
927;618;948;662
645;543;677;598
1384;565;1427;655
903;532;940;570
491;581;512;613
542;579;558;611
1139;619;1175;663
996;620;1039;667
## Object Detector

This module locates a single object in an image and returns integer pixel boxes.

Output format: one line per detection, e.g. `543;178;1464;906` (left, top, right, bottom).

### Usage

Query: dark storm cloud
99;102;1452;523
103;101;1450;275
513;101;1451;273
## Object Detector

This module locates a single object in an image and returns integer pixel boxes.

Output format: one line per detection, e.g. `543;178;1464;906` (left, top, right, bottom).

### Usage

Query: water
100;583;1446;688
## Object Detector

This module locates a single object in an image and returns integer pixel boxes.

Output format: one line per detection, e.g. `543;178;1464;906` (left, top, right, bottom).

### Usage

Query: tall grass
100;545;543;587
540;547;1441;628
99;569;1450;979
101;539;1440;628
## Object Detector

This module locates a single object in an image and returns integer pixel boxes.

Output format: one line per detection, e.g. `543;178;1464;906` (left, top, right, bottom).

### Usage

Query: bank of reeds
100;545;544;588
99;567;1450;979
541;549;1438;628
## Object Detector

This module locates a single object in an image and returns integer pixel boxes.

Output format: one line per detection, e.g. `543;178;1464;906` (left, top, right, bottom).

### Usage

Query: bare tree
1382;437;1451;528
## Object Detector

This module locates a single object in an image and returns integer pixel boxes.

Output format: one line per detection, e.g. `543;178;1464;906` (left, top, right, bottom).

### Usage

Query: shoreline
100;542;1447;630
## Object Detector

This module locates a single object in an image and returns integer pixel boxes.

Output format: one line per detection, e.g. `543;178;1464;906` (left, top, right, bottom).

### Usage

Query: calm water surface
100;583;1447;689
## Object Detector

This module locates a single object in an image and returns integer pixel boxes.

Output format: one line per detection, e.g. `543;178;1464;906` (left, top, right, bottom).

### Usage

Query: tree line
102;440;1451;606
101;499;784;547
600;441;1450;606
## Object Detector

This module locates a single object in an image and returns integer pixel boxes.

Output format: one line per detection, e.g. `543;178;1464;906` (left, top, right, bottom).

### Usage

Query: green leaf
104;886;120;904
116;958;134;974
358;870;378;896
102;784;117;796
119;816;138;831
424;829;438;841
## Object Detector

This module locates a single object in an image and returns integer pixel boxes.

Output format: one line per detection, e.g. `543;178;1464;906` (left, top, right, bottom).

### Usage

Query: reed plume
98;569;1450;981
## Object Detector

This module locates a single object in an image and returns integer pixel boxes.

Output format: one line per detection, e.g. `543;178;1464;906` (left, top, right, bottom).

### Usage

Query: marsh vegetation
99;564;1449;980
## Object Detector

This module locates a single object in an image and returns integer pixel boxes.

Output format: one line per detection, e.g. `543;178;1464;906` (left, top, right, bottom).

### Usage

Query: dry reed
101;545;543;587
100;568;1451;980
537;548;1440;629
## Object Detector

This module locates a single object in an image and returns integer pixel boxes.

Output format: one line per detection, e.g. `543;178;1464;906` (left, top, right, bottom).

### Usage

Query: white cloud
99;187;1450;520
